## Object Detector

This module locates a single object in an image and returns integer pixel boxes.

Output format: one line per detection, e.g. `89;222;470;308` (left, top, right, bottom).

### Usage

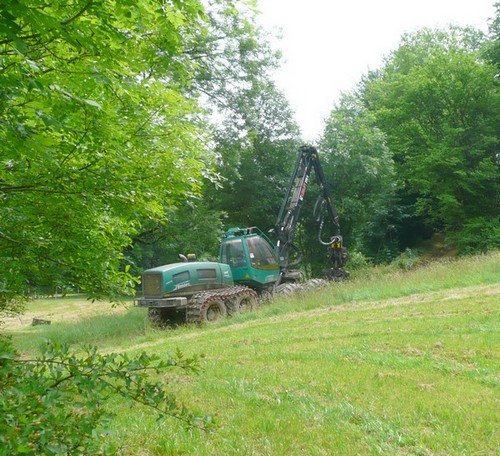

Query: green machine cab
219;227;280;293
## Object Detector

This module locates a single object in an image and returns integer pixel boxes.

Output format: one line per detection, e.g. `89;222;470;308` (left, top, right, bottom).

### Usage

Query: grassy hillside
4;253;500;455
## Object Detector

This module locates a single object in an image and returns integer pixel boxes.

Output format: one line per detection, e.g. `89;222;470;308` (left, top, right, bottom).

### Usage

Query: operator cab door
221;238;247;269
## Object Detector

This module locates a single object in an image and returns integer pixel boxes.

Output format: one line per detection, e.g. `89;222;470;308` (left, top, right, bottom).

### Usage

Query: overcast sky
256;1;496;142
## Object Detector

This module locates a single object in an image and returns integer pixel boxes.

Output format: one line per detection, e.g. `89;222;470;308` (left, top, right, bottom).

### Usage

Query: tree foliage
0;0;213;305
126;201;226;271
354;26;499;253
191;0;281;112
205;81;302;233
320;94;399;261
191;1;302;235
0;338;209;455
0;1;249;454
483;2;500;70
126;1;296;268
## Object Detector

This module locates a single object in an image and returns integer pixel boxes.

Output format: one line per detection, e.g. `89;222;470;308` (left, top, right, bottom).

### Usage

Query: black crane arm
274;145;348;281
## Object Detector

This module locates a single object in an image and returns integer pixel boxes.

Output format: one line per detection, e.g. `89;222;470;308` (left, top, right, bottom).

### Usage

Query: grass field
3;253;499;455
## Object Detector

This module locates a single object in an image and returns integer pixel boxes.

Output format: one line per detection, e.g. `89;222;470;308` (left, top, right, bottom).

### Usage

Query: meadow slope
4;253;500;455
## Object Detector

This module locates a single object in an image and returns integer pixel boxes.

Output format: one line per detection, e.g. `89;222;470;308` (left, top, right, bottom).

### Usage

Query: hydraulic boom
274;145;348;281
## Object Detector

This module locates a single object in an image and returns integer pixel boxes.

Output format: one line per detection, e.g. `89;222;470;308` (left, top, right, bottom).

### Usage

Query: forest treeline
0;1;499;304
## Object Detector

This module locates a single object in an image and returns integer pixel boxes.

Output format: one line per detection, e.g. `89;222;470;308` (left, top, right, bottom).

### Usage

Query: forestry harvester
136;146;348;325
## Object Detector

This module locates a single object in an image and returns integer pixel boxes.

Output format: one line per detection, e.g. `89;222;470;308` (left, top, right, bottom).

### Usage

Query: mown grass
7;253;498;352
4;252;500;455
12;307;149;352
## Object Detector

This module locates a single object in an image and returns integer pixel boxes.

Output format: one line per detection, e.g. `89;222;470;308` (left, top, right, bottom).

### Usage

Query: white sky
257;0;496;142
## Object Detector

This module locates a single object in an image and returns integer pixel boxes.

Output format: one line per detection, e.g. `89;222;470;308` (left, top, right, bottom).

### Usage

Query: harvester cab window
222;239;246;268
245;236;279;270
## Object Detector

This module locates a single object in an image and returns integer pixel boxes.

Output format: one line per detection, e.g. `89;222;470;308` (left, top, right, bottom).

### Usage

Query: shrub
0;338;211;455
390;248;422;271
452;217;500;254
345;250;371;272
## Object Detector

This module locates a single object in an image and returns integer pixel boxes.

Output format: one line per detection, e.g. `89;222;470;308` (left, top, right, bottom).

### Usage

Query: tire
259;289;274;303
230;293;257;314
200;299;227;323
275;282;301;296
300;278;327;292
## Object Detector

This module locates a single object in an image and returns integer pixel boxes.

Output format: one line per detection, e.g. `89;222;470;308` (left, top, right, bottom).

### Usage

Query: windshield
245;236;279;270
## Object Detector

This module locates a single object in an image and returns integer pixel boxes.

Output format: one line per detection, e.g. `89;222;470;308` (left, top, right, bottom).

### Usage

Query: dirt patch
1;297;129;331
418;383;436;391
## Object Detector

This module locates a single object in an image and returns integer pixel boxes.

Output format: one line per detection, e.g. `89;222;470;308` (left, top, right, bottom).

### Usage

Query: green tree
319;94;399;262
207;81;302;233
195;2;302;236
362;26;499;252
0;0;214;303
483;2;500;71
126;201;225;272
127;1;295;271
0;3;238;452
190;0;281;112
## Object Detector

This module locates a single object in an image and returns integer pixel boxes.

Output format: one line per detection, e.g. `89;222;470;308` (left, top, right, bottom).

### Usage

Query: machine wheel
300;278;327;292
230;293;258;314
200;298;227;323
259;289;274;303
274;282;301;296
187;286;258;324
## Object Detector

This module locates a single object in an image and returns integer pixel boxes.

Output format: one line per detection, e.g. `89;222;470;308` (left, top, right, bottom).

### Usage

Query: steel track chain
186;286;258;324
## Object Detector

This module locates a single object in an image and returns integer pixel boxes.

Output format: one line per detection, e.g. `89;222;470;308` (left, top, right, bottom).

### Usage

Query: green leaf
81;98;102;110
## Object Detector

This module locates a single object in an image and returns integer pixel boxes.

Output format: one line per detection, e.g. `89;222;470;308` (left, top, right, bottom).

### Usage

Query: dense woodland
1;1;499;305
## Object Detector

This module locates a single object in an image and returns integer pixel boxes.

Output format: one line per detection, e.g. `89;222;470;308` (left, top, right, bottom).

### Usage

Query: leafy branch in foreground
0;339;212;455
